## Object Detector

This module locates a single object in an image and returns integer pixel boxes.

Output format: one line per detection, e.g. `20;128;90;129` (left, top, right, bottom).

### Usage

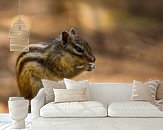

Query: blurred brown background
0;0;163;112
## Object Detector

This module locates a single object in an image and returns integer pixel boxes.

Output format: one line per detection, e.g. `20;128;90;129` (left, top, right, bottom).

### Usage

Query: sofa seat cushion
108;101;163;117
40;101;107;117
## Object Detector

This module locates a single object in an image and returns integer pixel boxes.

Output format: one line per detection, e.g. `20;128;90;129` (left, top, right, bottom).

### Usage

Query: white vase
8;97;29;129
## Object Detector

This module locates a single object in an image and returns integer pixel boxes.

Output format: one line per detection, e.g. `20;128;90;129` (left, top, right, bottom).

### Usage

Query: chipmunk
16;28;96;100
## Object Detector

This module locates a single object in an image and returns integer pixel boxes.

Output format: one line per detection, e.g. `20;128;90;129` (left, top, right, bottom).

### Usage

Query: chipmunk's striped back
16;43;49;99
16;43;47;78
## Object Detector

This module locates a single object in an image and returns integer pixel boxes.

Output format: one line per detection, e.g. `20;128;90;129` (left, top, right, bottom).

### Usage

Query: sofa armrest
31;88;45;119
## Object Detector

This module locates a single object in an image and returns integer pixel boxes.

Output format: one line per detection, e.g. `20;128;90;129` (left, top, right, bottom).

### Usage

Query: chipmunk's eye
74;45;84;53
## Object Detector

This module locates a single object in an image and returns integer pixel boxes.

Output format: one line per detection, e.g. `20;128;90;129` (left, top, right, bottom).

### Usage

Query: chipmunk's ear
70;28;76;35
62;31;69;46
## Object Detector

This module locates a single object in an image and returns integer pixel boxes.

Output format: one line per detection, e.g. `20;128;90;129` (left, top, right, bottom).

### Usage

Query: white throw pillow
131;80;159;102
41;79;66;103
53;88;88;103
64;78;90;99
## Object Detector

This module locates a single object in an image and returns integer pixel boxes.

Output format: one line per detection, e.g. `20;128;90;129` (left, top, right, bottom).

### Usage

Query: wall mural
0;0;162;112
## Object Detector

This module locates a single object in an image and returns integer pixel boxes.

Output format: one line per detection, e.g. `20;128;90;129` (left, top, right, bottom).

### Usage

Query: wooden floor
0;113;31;130
0;122;31;130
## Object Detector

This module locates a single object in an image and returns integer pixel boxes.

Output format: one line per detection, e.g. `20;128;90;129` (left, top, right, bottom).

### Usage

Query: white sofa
31;83;163;130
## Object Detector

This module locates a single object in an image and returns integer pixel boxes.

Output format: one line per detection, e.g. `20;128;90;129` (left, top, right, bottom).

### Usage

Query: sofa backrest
89;83;132;105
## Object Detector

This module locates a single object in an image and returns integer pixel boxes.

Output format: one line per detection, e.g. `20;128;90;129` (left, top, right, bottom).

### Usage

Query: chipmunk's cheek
86;63;95;71
60;56;73;69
